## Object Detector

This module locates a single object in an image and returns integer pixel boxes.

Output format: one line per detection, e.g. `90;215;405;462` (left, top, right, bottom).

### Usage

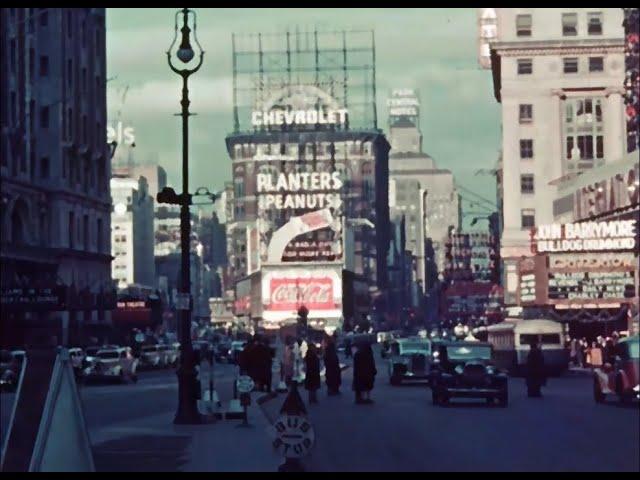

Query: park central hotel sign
532;220;637;253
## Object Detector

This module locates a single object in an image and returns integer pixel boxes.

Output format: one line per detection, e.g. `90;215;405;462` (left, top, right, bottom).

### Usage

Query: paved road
0;361;240;450
261;345;640;472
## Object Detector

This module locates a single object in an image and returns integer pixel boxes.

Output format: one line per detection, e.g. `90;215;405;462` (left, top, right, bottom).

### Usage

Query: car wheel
131;373;138;383
593;378;605;403
432;389;440;405
390;375;401;386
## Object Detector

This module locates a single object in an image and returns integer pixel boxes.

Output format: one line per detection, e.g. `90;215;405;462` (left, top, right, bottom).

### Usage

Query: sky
106;8;502;224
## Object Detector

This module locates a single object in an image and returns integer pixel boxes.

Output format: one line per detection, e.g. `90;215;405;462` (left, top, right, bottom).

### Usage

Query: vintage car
0;350;25;392
430;341;508;407
388;338;433;385
140;345;162;368
593;335;639;403
82;347;138;383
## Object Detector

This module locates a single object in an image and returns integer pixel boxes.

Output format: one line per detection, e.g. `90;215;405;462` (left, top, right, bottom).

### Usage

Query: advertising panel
246;222;260;275
532;220;637;254
262;268;342;313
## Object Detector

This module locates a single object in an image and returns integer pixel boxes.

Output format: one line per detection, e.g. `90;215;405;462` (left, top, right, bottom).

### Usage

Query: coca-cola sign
269;278;335;311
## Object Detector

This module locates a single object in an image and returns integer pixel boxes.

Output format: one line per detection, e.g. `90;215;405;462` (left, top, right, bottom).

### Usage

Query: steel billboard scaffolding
231;28;378;133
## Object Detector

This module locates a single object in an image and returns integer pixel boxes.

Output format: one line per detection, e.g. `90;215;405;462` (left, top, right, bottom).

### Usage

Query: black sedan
430;341;508;407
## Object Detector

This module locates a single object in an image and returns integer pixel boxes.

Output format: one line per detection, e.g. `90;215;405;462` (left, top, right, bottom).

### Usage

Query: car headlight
454;365;464;375
633;385;639;392
432;351;439;358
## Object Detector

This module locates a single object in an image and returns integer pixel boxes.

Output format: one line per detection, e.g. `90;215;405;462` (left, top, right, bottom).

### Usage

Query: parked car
430;341;508;407
0;350;25;392
388;338;434;385
593;335;639;403
82;347;138;383
140;345;162;369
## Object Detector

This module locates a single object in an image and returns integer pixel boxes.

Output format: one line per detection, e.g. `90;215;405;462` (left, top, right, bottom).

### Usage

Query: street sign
269;414;315;459
175;293;191;311
236;375;255;393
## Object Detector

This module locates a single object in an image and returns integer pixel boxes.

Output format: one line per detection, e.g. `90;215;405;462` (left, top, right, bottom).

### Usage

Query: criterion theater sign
533;220;637;253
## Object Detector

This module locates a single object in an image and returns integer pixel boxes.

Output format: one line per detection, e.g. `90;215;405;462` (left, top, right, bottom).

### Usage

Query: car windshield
98;351;120;359
400;342;429;354
446;345;492;361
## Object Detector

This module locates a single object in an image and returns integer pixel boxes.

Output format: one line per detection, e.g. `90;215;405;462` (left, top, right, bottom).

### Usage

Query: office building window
516;14;532;36
589;57;604;72
563;97;605;163
67;59;73;88
517;58;533;75
588;12;603;35
40;106;49;129
83;215;89;250
10;39;16;73
562;13;578;36
39;9;48;27
519;104;533;123
563;57;579;74
29;48;35;79
521;209;535;228
520;139;534;159
97;218;103;252
39;55;49;77
521;174;535;194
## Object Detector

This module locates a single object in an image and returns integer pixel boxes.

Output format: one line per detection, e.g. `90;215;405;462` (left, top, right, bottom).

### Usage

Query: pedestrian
569;338;578;367
590;341;603;368
353;341;377;404
300;338;309;361
238;338;255;377
526;339;546;398
304;343;321;404
344;336;352;358
259;337;274;392
282;337;295;386
603;338;617;366
323;338;342;395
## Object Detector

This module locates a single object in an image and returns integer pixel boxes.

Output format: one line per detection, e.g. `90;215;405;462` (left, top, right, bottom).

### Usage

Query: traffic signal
157;187;192;205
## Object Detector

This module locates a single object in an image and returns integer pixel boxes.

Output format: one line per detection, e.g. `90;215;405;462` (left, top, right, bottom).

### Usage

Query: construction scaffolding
231;28;378;133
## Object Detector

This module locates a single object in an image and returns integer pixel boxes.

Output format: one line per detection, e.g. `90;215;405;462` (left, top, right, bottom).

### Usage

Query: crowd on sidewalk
567;332;622;369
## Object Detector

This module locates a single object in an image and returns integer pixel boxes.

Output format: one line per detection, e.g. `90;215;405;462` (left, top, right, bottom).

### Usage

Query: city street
261;346;640;472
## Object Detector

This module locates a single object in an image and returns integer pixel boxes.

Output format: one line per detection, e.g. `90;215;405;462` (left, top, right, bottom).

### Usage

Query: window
521;209;535;228
67;59;72;88
69;212;75;248
82;68;87;92
39;56;49;77
517;58;533;75
589;57;604;72
40;106;49;129
563;57;578;74
562;13;577;36
519;104;533;123
67;10;72;38
516;14;532;36
521;174;535;194
39;9;48;27
520;139;534;159
577;135;594;159
596;135;604;158
588;12;603;35
40;157;49;178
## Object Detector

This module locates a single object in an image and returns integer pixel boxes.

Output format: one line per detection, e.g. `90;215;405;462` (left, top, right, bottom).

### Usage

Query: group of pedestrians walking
280;334;377;405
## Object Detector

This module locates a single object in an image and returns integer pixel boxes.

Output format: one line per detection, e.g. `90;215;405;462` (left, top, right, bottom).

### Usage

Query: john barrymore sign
532;220;637;253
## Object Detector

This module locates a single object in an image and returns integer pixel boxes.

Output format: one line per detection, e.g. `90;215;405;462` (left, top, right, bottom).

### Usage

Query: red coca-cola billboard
268;277;336;311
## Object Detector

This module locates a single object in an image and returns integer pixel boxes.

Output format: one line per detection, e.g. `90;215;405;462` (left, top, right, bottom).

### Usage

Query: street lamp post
167;7;204;425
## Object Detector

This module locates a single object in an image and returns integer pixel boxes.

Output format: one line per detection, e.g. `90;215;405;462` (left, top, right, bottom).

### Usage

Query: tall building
225;30;390;333
485;8;626;304
387;88;460;285
1;8;113;346
110;175;155;290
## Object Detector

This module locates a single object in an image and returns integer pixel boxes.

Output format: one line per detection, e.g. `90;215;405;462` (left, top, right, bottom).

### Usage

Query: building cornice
491;38;624;57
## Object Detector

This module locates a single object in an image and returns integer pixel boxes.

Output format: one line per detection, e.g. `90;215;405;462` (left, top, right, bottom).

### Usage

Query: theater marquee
532;220;637;253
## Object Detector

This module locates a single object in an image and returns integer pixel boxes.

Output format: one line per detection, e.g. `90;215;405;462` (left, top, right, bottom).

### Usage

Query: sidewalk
90;398;283;472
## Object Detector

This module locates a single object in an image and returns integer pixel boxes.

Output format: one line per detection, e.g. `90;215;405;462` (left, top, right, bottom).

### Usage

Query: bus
487;319;569;376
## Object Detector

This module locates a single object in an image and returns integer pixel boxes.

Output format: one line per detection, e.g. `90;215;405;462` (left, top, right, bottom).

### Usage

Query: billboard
256;161;344;265
532;220;637;254
262;268;342;313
